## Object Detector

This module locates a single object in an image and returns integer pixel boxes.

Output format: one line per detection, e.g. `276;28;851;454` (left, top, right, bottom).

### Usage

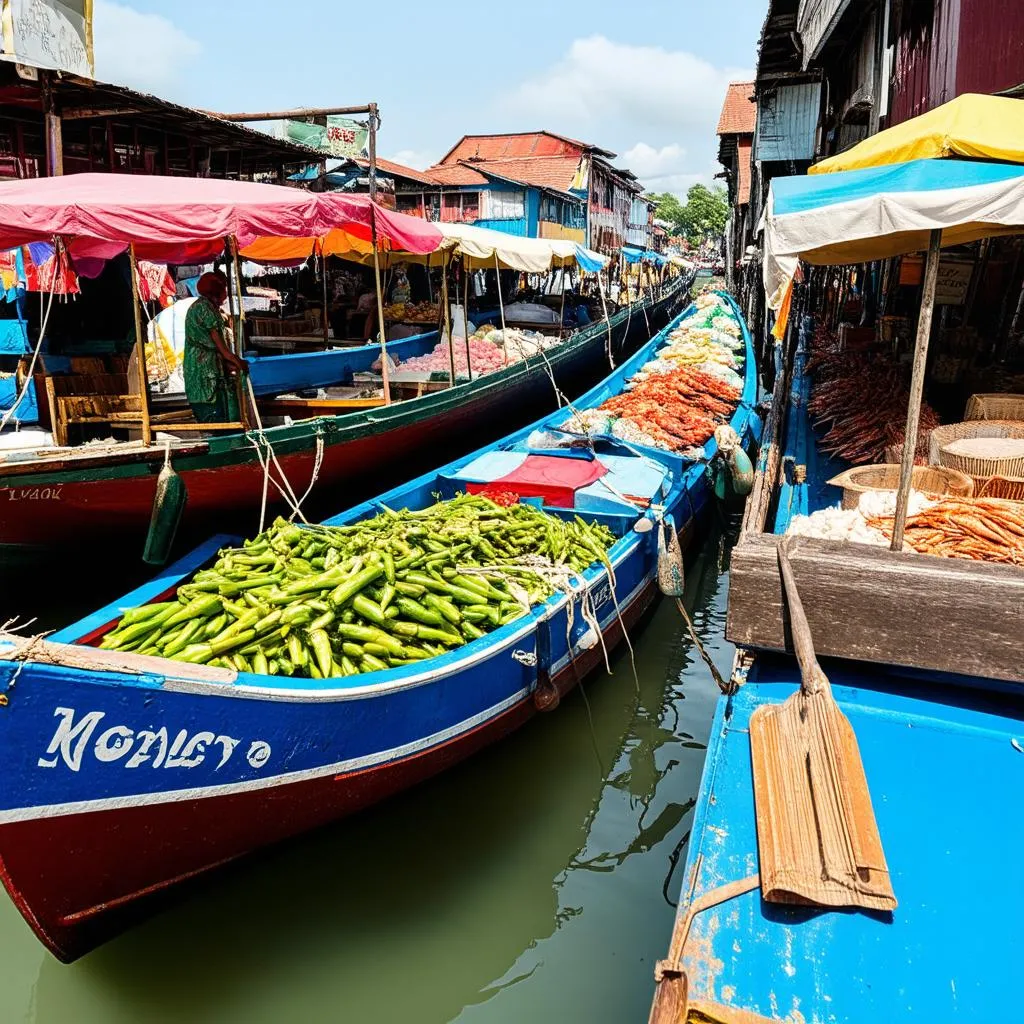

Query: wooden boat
0;283;682;562
0;291;758;962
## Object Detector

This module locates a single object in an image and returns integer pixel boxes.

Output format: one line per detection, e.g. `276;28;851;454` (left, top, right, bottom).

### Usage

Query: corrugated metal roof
354;157;434;185
438;131;614;164
717;81;757;135
423;164;490;186
464;156;581;194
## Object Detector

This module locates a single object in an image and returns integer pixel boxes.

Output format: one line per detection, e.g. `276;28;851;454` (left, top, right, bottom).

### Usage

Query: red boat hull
0;577;658;962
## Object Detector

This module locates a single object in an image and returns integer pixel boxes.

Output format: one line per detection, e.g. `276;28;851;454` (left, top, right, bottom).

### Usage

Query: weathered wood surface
740;361;786;537
728;534;1024;683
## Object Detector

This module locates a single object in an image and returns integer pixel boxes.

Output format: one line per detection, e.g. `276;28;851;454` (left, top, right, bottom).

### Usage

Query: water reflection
0;525;735;1024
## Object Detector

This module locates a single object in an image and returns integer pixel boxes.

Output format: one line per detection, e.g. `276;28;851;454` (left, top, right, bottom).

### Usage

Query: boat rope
597;271;614;369
673;597;733;695
0;238;62;433
244;374;313;526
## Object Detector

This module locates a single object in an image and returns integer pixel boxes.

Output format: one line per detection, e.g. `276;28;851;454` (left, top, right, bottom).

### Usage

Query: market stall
731;97;1024;683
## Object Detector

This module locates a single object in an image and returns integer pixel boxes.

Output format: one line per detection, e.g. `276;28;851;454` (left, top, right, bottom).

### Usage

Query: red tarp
0;173;442;263
467;454;608;508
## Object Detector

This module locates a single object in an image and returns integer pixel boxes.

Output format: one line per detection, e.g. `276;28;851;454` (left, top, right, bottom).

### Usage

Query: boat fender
711;425;753;500
143;443;188;566
532;615;559;712
657;515;685;598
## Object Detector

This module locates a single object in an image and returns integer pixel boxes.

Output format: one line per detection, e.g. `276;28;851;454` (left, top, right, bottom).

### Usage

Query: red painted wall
889;0;1024;126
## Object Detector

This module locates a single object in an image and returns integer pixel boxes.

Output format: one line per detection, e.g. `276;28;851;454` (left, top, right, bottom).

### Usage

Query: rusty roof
423;163;490;186
438;130;615;165
717;81;757;135
353;157;435;185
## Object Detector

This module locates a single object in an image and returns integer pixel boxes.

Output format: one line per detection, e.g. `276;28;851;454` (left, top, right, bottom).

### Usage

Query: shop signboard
1;0;93;77
277;116;368;158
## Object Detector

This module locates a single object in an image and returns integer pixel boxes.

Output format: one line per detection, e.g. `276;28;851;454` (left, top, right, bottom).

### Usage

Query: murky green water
0;527;735;1024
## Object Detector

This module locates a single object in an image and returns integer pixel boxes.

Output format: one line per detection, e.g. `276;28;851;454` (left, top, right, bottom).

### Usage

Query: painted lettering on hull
5;487;64;501
38;707;271;773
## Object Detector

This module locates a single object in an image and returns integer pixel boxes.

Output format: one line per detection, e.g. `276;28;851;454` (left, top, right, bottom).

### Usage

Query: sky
92;0;765;198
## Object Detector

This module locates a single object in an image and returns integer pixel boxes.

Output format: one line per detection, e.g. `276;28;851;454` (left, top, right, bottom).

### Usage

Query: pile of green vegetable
101;494;617;679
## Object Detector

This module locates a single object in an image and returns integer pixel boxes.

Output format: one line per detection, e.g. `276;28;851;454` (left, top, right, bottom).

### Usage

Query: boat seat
444;450;668;515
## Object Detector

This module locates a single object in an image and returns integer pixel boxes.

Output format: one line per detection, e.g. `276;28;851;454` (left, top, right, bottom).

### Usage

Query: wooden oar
749;537;896;912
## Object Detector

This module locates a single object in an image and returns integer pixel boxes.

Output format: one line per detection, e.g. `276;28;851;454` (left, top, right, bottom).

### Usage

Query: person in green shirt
183;271;245;423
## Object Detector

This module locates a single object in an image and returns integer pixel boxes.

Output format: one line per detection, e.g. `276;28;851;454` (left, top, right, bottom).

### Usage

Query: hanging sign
1;0;94;77
277;116;368;158
934;259;973;306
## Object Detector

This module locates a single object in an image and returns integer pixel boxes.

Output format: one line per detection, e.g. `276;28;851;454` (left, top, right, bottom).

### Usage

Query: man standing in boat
184;271;245;423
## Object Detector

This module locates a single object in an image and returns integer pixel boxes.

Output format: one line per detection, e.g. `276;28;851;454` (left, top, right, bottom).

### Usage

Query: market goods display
99;496;617;678
382;301;439;324
561;294;744;455
807;327;939;464
867;497;1024;564
396;327;557;379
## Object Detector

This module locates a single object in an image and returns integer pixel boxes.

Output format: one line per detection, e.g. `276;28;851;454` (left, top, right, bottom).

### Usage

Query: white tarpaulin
764;158;1024;310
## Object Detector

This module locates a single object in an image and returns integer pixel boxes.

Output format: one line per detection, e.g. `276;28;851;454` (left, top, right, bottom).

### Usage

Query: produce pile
563;294;743;454
99;496;617;678
807;328;939;464
867;497;1024;564
382;301;439;323
396;327;557;379
398;336;510;377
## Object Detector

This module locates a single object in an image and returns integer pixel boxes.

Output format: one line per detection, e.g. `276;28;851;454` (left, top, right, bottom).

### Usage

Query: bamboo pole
891;228;942;552
371;217;392;405
495;253;508;365
442;253;455;387
128;243;152;446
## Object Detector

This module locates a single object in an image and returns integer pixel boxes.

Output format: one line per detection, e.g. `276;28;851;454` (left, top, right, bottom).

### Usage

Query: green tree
678;184;729;246
647;191;686;235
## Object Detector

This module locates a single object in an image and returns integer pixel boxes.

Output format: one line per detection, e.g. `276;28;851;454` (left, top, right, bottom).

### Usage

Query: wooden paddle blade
750;689;896;912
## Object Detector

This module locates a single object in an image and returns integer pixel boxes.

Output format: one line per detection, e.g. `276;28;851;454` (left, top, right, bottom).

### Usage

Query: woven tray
827;464;974;510
928;420;1024;464
938;436;1024;479
964;393;1024;421
975;475;1024;502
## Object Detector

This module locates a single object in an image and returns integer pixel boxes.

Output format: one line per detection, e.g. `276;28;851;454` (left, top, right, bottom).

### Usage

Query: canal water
0;527;737;1024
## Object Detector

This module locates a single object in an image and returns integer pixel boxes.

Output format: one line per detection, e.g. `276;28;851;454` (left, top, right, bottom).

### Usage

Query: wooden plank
727;534;1024;684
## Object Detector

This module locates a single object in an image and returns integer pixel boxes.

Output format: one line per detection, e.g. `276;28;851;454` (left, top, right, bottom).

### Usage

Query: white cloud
499;36;750;198
383;148;439;172
503;37;749;133
93;1;202;95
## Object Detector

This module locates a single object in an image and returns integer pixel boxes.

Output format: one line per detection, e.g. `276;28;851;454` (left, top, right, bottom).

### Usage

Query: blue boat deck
660;315;1024;1022
682;654;1024;1022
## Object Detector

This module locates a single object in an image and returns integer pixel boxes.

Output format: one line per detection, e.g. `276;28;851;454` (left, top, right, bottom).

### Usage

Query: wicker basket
963;393;1024;421
975;475;1024;501
928;420;1024;465
827;464;974;511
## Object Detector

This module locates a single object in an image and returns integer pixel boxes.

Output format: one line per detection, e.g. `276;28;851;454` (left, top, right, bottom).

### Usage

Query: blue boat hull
0;292;759;961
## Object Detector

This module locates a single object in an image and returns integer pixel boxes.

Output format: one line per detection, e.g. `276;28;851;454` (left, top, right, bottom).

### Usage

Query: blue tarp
573;245;608;274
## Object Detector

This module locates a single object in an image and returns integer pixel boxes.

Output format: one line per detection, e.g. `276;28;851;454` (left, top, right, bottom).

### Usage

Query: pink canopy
0;173;441;262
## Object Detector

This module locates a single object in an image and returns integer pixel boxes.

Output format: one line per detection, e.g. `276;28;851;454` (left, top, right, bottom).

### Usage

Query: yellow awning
810;94;1024;175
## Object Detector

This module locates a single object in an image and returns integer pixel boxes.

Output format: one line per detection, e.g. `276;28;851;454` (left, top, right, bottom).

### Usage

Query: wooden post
321;249;331;344
495;253;508;365
891;228;942;552
228;235;253;430
442;254;455;387
463;260;473;381
367;104;378;202
41;73;63;176
128;244;152;446
370;212;392;405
